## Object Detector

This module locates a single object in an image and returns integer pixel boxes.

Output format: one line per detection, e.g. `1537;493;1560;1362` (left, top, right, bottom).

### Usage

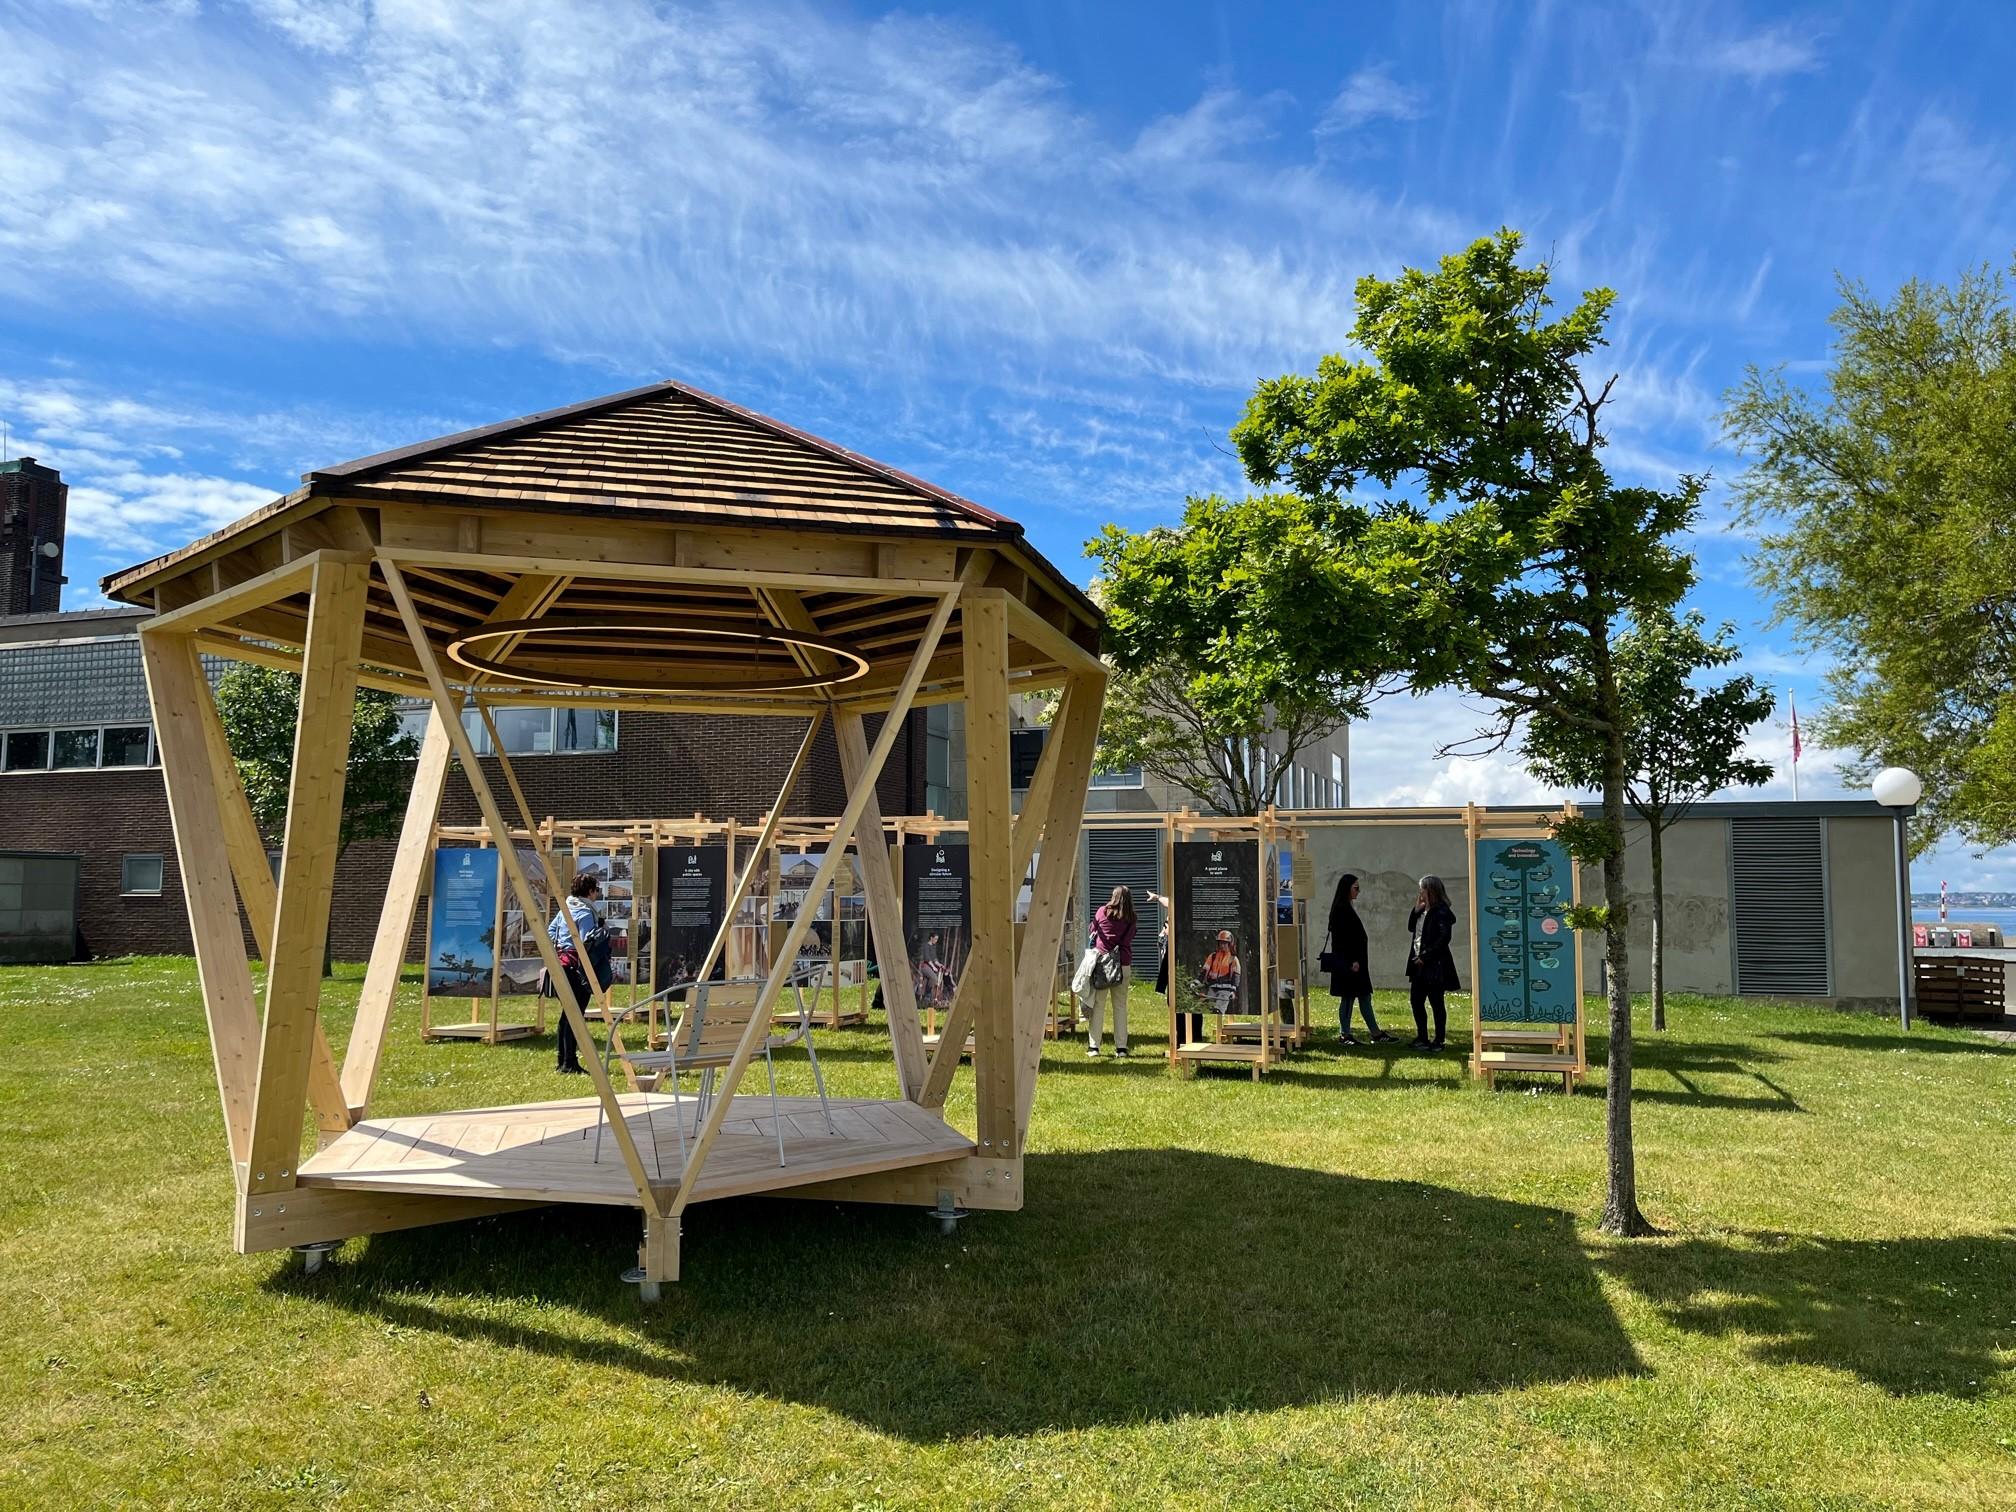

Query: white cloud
0;2;1431;391
66;472;275;548
1318;65;1426;134
1693;23;1822;82
238;0;367;53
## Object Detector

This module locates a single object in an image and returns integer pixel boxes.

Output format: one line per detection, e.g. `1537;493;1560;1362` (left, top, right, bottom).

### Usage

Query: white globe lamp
1872;767;1923;809
1871;766;1922;1029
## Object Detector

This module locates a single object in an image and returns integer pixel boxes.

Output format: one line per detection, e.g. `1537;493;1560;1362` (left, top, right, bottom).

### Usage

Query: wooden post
1012;667;1102;1134
961;591;1018;1158
141;629;264;1167
381;559;663;1212
667;588;959;1221
343;706;452;1116
835;710;928;1098
244;557;369;1195
193;678;349;1135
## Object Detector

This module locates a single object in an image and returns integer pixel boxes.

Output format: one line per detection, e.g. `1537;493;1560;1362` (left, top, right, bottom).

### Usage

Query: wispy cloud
1318;65;1427;134
1692;22;1823;82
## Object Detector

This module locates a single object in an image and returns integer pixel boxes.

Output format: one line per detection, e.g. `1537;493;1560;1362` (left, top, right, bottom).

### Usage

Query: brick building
0;605;927;961
0;457;68;616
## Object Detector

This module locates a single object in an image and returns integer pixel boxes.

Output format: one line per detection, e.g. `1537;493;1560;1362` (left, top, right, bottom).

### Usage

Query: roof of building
0;606;150;643
103;378;1088;614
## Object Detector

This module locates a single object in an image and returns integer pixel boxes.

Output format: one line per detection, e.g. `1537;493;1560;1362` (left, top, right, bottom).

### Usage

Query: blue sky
3;0;2011;884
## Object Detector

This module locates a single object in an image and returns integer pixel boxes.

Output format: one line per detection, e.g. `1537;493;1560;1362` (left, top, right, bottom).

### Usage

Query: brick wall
10;709;924;961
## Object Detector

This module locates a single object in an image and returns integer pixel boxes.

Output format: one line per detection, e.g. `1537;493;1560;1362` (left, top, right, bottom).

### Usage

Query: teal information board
1473;836;1577;1024
427;846;499;998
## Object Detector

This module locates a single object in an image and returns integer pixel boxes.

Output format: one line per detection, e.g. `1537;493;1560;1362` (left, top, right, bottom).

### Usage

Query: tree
1085;497;1380;813
213;664;422;971
1100;230;1694;1235
1522;610;1776;1030
1724;262;2016;851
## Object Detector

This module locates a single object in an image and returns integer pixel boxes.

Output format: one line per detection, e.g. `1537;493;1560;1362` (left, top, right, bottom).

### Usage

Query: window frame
120;853;165;898
395;705;620;757
0;724;155;773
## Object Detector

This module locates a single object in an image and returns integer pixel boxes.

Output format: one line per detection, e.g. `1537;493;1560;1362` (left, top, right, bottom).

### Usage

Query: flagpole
1789;695;1801;802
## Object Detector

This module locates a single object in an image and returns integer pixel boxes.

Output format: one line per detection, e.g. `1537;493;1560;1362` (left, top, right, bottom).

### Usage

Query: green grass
2;960;2013;1508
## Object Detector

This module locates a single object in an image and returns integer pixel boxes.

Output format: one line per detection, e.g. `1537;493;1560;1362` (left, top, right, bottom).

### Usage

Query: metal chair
594;966;834;1170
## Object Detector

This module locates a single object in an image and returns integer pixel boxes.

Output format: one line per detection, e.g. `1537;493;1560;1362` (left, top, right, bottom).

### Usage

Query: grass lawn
2;959;2013;1508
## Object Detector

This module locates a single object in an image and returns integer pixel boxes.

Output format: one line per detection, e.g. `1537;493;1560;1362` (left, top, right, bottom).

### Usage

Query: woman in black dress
1404;874;1461;1050
1326;873;1392;1045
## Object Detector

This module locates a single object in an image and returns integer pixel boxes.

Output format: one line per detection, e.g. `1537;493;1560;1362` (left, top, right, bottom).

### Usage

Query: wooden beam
375;544;964;602
244;557;369;1194
917;685;1069;1108
140;630;264;1168
667;587;960;1222
1015;668;1104;1135
1005;593;1105;678
752;585;928;1102
691;712;825;985
960;590;1018;1159
341;705;453;1117
194;676;351;1138
380;558;663;1213
833;710;927;1100
237;1183;543;1254
141;552;330;635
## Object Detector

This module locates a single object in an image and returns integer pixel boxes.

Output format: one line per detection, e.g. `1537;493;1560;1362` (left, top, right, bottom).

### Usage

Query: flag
1789;696;1802;763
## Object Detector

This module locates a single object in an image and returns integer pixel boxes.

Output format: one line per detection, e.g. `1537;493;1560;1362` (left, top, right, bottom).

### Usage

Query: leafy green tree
213;664;421;971
1085;500;1379;812
1724;263;2016;850
1100;231;1694;1234
1522;610;1776;1031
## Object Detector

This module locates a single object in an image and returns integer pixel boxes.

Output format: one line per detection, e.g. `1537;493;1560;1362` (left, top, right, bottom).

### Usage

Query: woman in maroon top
1085;885;1138;1058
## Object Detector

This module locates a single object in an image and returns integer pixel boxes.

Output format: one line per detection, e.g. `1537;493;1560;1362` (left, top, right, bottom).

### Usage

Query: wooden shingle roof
307;378;1015;540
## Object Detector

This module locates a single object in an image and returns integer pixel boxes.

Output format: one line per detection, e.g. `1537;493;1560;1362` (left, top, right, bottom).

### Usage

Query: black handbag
1317;930;1342;975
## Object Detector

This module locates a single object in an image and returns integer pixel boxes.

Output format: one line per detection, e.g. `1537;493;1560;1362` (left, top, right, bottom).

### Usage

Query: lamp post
1872;766;1922;1030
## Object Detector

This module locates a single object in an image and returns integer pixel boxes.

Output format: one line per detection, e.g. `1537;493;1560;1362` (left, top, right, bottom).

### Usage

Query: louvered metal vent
1730;817;1831;996
1085;827;1166;936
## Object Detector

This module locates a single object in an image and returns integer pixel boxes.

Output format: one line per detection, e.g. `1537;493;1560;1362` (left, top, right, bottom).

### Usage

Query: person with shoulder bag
1081;885;1138;1058
1404;874;1461;1050
546;870;606;1074
1323;872;1394;1046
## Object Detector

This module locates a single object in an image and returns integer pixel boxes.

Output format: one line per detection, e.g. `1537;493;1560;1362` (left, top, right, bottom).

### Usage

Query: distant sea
1912;906;2016;937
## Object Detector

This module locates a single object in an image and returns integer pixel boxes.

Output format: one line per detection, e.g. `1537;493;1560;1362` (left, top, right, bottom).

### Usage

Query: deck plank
299;1094;975;1209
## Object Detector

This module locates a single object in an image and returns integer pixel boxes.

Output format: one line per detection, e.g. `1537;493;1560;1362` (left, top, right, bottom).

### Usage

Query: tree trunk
1649;821;1666;1032
1594;645;1654;1237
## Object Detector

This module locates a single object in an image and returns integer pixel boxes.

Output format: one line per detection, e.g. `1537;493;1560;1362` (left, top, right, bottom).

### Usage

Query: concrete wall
1826;815;1906;1007
1296;802;1904;1009
1570;816;1735;997
1301;821;1474;992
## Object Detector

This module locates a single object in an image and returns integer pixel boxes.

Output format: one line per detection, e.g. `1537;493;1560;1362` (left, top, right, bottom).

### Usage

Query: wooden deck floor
298;1094;974;1207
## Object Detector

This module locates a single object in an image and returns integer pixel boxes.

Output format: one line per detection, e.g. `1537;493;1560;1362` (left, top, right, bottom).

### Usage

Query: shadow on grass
1774;1030;2014;1057
280;1149;1641;1437
1596;1229;2016;1397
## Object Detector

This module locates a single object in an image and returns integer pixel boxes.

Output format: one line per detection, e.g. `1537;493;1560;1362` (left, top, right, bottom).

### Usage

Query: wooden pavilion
105;379;1106;1294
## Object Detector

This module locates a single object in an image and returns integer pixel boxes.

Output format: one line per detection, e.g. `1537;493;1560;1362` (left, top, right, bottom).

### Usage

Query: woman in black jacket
1326;873;1393;1045
1404;874;1461;1050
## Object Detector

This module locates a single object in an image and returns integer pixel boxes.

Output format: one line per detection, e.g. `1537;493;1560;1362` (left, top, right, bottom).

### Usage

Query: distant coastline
1911;892;2016;909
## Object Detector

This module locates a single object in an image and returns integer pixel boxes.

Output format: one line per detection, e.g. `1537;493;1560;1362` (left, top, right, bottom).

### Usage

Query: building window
1331;753;1345;806
488;706;553;754
1090;765;1144;790
103;726;152;768
121;854;165;897
554;707;617;752
395;705;619;757
3;730;49;771
51;728;100;769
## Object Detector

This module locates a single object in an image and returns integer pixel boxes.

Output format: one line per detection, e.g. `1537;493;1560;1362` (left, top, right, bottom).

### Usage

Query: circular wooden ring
443;617;873;695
